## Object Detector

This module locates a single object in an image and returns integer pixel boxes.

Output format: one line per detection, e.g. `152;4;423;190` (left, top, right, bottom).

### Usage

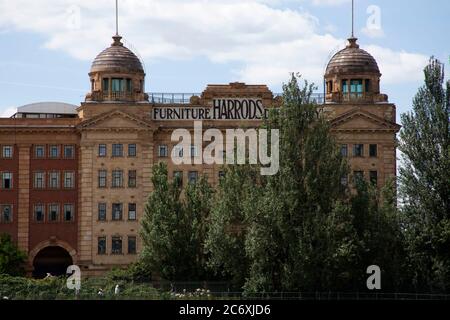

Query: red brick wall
0;145;19;243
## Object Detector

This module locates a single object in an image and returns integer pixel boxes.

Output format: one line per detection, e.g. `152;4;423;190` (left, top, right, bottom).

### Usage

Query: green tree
140;162;214;281
0;234;27;276
399;57;450;292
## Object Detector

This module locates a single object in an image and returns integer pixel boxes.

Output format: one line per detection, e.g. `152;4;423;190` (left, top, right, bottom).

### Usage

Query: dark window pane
370;171;378;186
128;144;137;157
112;237;122;254
353;144;364;157
112;203;123;220
369;144;378;157
98;237;106;255
98;203;107;221
99;144;107;157
341;145;348;157
128;236;137;254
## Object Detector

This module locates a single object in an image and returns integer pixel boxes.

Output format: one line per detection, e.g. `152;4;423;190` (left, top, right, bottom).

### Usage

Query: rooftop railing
148;93;326;104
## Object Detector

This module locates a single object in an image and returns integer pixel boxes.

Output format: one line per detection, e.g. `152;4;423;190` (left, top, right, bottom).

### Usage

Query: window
34;172;45;189
49;145;59;158
128;170;137;188
1;205;12;223
128;144;137;157
174;171;183;186
98;170;107;188
112;144;123;157
353;144;364;157
112;203;123;221
64;172;75;189
64;145;74;159
63;204;74;222
98;203;107;221
370;171;378;186
48;204;60;222
112;236;122;254
158;145;168;157
340;175;348;187
126;79;132;92
35;145;45;158
340;144;348;157
350;79;363;94
1;172;12;189
369;144;378;158
98;237;107;255
49;172;60;189
99;144;107;157
190;145;199;157
365;79;371;93
34;204;45;222
353;171;365;184
112;78;124;92
128;236;137;254
2;146;13;158
342;80;348;93
112;170;123;188
103;78;110;92
173;146;184;158
128;203;136;221
188;171;198;184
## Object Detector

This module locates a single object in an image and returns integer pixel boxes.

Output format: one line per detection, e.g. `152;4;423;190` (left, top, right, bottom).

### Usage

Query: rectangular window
128;203;136;221
99;144;107;157
190;145;199;157
128;236;137;254
188;171;198;184
350;79;363;93
64;145;74;159
112;170;123;188
34;204;45;222
340;144;348;157
112;78;124;92
369;144;378;158
48;172;60;189
128;170;137;188
63;204;74;222
126;79;132;92
353;171;365;184
34;172;45;189
35;145;45;158
174;171;183;186
365;79;371;93
340;175;348;187
128;144;137;157
158;145;168;157
174;146;184;158
98;203;107;221
64;172;75;189
353;144;364;157
112;203;123;221
98;170;107;188
49;145;59;158
48;204;60;222
112;144;123;157
1;172;12;189
2;146;13;158
1;205;12;223
342;80;348;93
370;171;378;186
103;78;110;92
98;237;107;255
112;236;123;254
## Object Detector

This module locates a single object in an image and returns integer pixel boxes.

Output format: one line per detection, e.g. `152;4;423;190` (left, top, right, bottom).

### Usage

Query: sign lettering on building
152;98;268;121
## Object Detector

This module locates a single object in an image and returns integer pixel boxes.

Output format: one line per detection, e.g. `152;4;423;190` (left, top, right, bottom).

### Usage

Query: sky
0;0;449;118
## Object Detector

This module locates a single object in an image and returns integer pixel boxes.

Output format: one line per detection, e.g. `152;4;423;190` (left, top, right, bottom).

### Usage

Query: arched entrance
32;246;73;279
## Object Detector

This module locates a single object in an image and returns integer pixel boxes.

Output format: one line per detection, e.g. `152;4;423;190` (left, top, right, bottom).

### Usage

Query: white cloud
0;0;427;88
310;0;351;6
0;107;17;118
361;26;385;38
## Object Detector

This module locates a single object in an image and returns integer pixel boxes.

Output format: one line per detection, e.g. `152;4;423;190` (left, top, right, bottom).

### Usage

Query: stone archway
29;240;77;279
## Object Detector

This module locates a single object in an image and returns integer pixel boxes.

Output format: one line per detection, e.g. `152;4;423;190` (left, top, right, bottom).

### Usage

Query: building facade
0;34;400;277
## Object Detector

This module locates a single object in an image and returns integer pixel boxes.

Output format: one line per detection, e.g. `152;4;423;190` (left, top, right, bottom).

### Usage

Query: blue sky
0;0;449;118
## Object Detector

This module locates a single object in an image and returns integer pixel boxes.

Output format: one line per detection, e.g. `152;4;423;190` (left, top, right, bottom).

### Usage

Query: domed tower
86;35;148;103
325;37;388;104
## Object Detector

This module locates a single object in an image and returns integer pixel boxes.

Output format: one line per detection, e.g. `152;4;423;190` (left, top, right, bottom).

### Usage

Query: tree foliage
0;234;26;277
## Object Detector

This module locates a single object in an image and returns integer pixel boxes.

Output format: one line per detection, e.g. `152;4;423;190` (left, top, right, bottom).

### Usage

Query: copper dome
90;36;144;74
325;38;380;77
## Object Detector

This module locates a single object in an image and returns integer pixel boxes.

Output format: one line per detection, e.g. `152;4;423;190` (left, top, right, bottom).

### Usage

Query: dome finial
347;37;359;48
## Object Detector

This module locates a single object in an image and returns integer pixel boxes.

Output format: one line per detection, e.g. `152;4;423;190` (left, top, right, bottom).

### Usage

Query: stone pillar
17;144;31;253
78;143;94;265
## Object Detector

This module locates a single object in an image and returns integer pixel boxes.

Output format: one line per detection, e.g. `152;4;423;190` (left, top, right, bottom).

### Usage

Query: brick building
0;34;400;277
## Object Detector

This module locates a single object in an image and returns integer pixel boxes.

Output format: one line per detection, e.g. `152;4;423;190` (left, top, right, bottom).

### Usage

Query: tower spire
115;0;119;36
351;0;354;38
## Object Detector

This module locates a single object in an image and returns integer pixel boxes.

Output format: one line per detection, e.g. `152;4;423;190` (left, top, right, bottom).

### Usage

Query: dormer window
350;79;363;94
112;78;124;92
